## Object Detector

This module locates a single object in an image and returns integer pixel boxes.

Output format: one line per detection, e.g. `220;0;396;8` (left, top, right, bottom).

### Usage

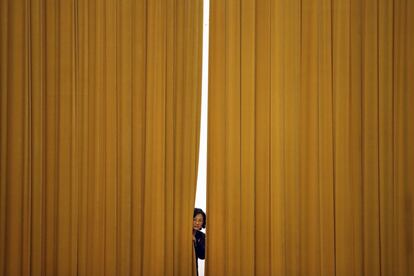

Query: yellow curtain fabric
0;0;203;275
207;0;414;275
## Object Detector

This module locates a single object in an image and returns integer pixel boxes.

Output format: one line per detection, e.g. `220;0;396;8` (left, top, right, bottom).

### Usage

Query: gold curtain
0;0;203;275
207;0;413;275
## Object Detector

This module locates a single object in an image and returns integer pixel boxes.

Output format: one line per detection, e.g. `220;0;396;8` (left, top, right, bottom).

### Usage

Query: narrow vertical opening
194;0;210;275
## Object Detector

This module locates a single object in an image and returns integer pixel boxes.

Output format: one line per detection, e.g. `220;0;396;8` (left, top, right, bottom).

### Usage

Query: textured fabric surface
0;0;203;275
207;0;414;275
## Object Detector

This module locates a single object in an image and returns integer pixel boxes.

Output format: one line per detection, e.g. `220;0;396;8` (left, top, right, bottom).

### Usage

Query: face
193;214;204;231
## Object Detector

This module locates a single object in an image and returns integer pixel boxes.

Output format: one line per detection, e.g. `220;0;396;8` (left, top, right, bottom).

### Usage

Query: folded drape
0;0;203;275
207;0;414;275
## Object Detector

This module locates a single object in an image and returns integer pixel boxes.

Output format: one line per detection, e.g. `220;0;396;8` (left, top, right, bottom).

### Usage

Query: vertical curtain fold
207;0;414;275
0;0;203;275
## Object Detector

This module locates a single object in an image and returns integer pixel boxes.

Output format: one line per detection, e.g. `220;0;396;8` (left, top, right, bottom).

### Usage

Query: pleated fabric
207;0;414;275
0;0;203;275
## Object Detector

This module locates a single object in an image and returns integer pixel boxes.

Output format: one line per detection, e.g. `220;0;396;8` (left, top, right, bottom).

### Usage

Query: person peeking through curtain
193;208;206;276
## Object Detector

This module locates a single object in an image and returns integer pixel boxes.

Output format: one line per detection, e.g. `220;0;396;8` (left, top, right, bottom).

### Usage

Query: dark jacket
193;230;205;275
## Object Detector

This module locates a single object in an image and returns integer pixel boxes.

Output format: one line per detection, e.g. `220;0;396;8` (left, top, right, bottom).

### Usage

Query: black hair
193;208;206;229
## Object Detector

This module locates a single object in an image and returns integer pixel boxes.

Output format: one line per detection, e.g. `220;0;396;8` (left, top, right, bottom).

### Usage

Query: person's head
193;208;206;231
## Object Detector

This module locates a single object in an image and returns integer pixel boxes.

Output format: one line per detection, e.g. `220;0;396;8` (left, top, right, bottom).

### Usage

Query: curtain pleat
207;0;414;275
0;0;203;275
